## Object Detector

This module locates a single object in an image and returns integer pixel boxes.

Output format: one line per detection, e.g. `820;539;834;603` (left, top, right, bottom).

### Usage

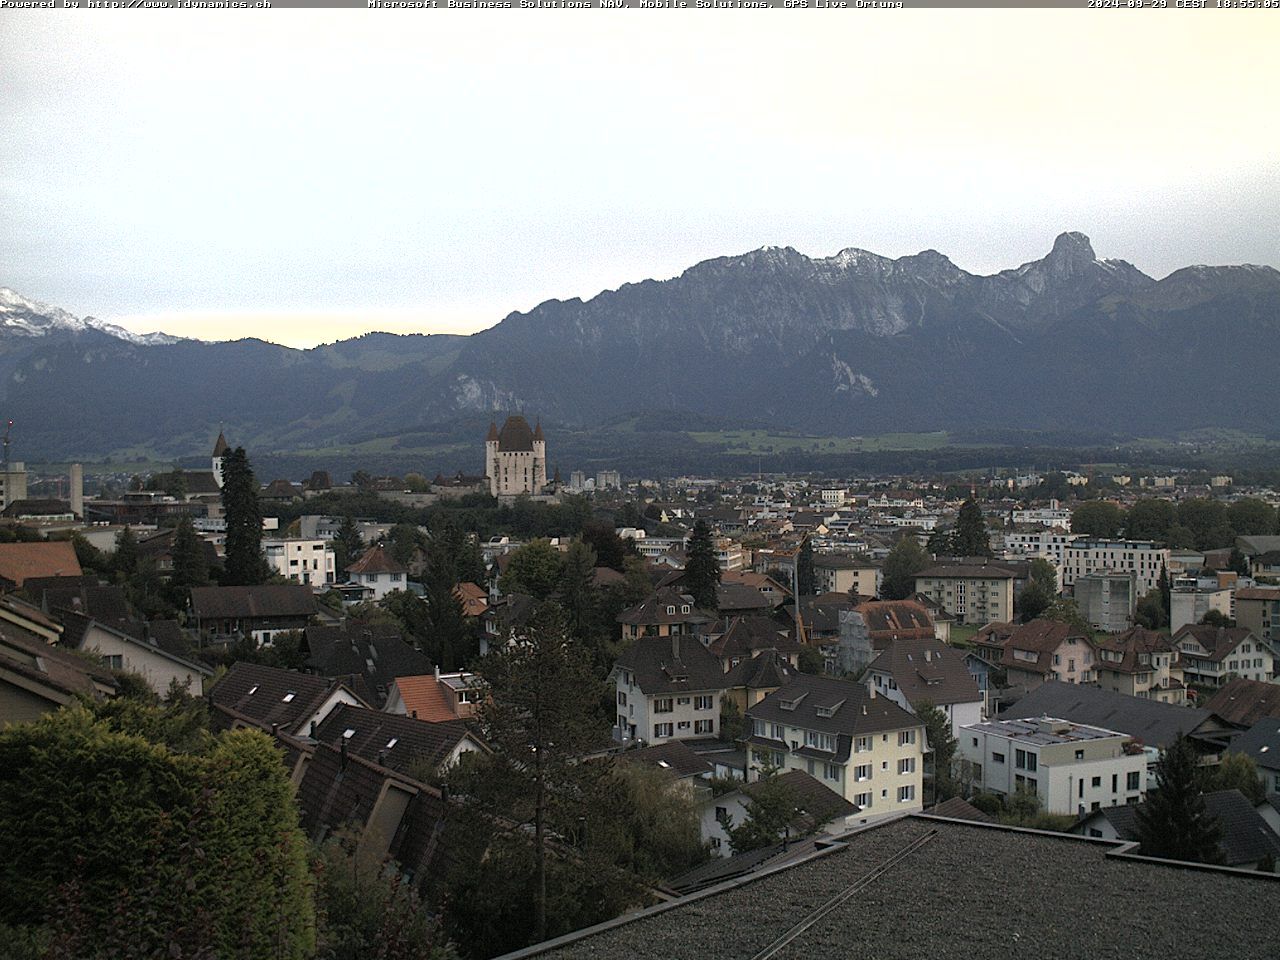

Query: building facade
1062;540;1170;596
1074;572;1137;633
485;416;547;497
958;717;1146;815
914;565;1015;625
264;538;336;587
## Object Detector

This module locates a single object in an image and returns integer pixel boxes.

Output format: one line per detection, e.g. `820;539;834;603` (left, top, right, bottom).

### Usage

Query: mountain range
3;232;1279;464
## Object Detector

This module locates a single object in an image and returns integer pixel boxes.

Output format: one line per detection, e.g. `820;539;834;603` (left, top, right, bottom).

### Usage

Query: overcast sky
2;12;1277;348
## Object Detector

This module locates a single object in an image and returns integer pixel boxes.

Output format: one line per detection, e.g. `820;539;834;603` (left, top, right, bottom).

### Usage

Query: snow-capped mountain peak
0;287;181;345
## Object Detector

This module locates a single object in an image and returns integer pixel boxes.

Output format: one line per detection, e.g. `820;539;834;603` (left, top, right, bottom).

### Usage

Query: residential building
384;669;485;722
1091;626;1186;704
701;615;799;673
0;621;117;726
345;544;408;601
619;740;713;800
1074;571;1136;632
701;770;858;857
914;563;1014;625
975;619;1096;693
865;637;985;736
0;461;28;510
1010;502;1071;528
1225;719;1280;797
0;540;81;589
189;584;318;646
485;415;547;497
1003;529;1075;568
713;536;744;573
616;588;715;645
832;599;937;678
812;554;879;598
312;702;485;779
745;674;926;821
59;610;212;697
1233;586;1280;647
1204;677;1280;729
302;623;432;707
958;716;1146;815
1172;624;1275;686
264;537;336;587
208;661;367;736
612;634;726;744
1062;539;1170;596
1072;790;1280;870
1169;582;1233;633
595;470;622;491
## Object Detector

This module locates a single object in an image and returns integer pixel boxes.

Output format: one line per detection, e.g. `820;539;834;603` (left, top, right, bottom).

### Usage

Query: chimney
308;721;317;738
271;722;279;737
70;463;83;519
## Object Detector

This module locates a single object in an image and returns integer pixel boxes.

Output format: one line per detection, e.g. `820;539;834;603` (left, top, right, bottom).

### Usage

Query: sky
2;12;1278;349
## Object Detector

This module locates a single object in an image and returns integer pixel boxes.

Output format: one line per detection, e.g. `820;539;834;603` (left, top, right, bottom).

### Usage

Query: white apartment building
264;538;336;587
1004;530;1076;569
958;716;1146;815
1011;501;1072;528
1062;540;1170;596
612;634;726;744
821;489;849;506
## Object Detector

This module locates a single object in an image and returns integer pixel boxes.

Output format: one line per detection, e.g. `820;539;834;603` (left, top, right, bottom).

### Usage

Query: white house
264;537;336;587
865;637;986;737
611;634;727;744
345;544;408;601
62;612;212;697
958;716;1146;816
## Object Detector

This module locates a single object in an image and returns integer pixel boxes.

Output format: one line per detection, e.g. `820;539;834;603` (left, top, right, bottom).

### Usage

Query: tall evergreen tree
950;499;992;557
333;514;365;575
684;520;721;612
1137;733;1223;864
220;447;267;586
422;525;475;670
168;515;209;594
112;525;139;583
796;537;816;596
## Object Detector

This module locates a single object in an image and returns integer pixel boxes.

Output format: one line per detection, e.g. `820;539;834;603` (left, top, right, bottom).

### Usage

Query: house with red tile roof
345;544;409;601
0;540;81;588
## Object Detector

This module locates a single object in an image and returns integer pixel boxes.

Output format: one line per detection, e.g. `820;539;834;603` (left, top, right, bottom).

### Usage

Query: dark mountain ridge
3;233;1278;461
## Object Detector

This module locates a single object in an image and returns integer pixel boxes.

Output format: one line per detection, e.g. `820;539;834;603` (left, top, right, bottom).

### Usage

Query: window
694;719;714;735
1091;776;1101;788
694;695;714;711
390;573;402;582
1014;749;1037;771
1127;771;1141;791
1112;774;1118;792
710;837;722;851
854;792;872;808
104;654;124;670
806;731;837;752
1075;749;1084;760
823;763;841;782
992;752;1005;764
617;691;627;706
677;697;691;705
654;698;674;714
771;723;786;741
898;730;916;746
653;723;673;738
715;806;728;823
752;720;766;737
898;757;916;774
282;692;296;703
854;764;872;781
855;736;872;753
897;785;916;802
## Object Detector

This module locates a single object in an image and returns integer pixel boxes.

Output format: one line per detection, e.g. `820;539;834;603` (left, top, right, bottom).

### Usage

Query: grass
686;430;951;455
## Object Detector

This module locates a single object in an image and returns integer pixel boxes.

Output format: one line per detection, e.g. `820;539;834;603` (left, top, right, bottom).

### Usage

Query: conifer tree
220;447;267;586
951;499;992;557
169;515;209;591
1137;733;1223;864
796;536;816;596
684;520;720;612
333;514;365;575
112;525;139;583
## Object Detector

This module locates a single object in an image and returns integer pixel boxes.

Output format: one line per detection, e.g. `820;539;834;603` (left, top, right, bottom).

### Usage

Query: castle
485;416;546;497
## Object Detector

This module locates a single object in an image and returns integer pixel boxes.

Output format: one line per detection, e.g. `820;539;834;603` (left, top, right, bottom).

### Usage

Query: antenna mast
3;420;11;475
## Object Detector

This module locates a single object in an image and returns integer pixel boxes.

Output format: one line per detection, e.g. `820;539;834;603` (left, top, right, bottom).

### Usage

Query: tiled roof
453;582;489;617
917;563;1015;580
1235;587;1280;601
617;588;714;627
313;703;475;776
925;797;995;823
866;637;983;707
619;740;712;780
1001;681;1212;749
992;619;1093;674
1094;626;1177;675
748;673;921;739
497;415;535;452
304;623;431;707
190;584;317;621
614;634;726;696
749;769;859;827
0;620;117;702
1205;677;1280;728
390;674;458;723
1172;624;1257;664
1227;718;1280;773
209;661;351;733
723;649;797;690
855;600;935;642
0;541;82;587
715;581;774;613
705;616;799;661
346;544;407;576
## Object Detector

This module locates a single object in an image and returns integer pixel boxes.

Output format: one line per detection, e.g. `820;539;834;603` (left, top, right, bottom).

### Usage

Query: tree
499;539;564;600
684;520;721;612
1018;579;1053;623
1137;733;1223;864
421;528;477;671
1228;547;1250;577
726;768;801;854
334;514;365;576
1201;752;1266;805
950;499;992;557
795;537;815;596
443;604;622;950
917;701;958;803
1200;609;1233;628
1134;590;1167;629
1071;501;1124;539
220;447;268;586
926;526;952;557
0;706;315;956
797;645;825;675
1228;497;1276;537
557;540;599;652
580;520;628;573
1177;498;1228;550
387;522;427;568
881;536;929;600
1165;524;1198;549
1028;558;1058;590
169;515;209;592
1125;499;1175;541
1041;596;1092;634
111;525;139;583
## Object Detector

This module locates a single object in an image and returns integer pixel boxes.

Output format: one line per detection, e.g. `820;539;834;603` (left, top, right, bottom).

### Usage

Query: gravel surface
531;818;1280;960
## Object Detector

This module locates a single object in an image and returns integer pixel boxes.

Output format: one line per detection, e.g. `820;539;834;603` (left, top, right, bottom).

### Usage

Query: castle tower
212;430;230;488
532;420;546;491
485;421;500;496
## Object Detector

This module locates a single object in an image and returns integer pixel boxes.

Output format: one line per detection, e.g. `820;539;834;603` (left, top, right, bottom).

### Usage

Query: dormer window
681;605;690;614
667;606;676;615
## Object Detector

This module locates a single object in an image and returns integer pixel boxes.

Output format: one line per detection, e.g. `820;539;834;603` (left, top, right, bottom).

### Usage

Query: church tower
211;430;230;489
